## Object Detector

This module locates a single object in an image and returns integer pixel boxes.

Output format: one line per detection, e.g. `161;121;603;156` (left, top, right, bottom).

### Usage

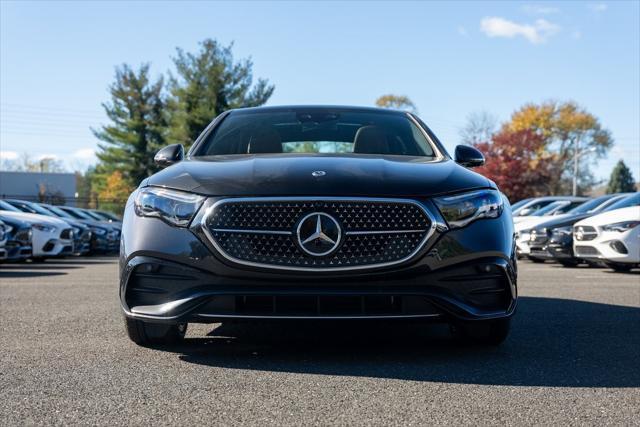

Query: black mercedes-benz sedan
120;106;517;347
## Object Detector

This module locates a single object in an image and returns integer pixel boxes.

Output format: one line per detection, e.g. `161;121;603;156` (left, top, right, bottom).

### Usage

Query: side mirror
454;145;485;168
154;144;184;168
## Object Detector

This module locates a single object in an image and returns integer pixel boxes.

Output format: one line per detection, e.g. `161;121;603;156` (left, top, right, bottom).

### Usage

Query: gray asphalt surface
1;257;639;426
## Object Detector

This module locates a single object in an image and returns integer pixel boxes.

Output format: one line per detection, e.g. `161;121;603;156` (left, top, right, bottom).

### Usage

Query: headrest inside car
247;127;282;153
353;125;389;155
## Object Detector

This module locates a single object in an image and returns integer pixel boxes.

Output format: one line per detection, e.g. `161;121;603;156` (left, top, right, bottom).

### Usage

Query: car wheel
528;257;545;263
450;318;511;345
605;262;633;273
559;259;579;267
124;317;187;347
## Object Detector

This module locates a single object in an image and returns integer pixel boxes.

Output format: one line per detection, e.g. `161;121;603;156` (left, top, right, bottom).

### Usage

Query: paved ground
1;258;639;426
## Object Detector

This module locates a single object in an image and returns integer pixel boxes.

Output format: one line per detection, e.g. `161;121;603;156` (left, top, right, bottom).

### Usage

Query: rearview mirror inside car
154;144;184;168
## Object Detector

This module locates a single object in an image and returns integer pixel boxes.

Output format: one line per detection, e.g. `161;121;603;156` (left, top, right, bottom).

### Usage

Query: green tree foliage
375;94;417;113
606;160;636;193
168;39;275;148
93;63;166;189
505;100;613;194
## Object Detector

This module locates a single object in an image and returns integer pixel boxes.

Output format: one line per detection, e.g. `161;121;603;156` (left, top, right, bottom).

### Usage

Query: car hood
515;215;571;232
0;211;70;227
146;155;493;197
0;214;31;229
575;206;640;227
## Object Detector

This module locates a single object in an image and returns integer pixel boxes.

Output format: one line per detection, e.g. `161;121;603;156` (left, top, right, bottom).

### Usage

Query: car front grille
203;198;434;271
574;245;600;256
12;228;32;244
530;229;550;245
574;225;597;241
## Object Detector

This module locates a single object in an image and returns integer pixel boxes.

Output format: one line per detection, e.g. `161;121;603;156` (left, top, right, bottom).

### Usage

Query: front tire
605;262;633;273
559;259;579;267
124;317;187;347
451;318;511;345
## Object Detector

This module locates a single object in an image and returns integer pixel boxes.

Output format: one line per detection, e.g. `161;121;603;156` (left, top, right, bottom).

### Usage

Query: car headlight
552;226;573;236
134;187;205;227
602;221;640;232
91;227;107;236
33;224;56;233
434;189;503;229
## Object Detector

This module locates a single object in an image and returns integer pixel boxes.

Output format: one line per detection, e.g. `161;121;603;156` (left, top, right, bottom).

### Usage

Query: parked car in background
90;210;122;223
514;198;589;258
58;206;120;252
512;196;581;218
0;219;8;260
41;204;117;254
533;193;636;266
0;200;74;260
4;199;92;256
78;208;122;232
0;214;33;261
573;204;640;272
513;198;587;224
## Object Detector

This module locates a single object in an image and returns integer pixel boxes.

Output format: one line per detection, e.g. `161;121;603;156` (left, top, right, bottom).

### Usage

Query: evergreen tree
606;160;636;193
93;63;166;188
168;39;274;148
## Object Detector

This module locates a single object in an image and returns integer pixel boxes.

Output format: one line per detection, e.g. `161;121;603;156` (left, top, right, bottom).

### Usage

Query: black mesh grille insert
205;199;432;270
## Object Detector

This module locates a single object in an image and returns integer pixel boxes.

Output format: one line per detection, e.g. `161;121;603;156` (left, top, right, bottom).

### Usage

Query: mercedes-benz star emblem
296;212;342;256
311;170;326;177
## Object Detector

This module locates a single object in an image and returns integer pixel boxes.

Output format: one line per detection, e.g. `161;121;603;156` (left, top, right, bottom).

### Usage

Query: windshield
0;200;21;212
43;205;74;219
96;210;121;221
604;193;640;211
531;201;567;216
82;210;105;221
568;195;614;214
510;199;531;210
61;207;92;220
197;108;437;157
25;202;57;217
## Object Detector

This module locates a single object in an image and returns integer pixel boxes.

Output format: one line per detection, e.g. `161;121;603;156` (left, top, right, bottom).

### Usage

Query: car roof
228;105;409;116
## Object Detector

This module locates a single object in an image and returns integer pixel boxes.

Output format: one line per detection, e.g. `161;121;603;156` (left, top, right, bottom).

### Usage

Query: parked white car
0;201;74;259
573;206;640;272
514;200;586;256
513;198;587;224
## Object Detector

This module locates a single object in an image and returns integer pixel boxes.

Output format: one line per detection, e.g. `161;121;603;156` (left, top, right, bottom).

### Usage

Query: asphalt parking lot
1;258;639;425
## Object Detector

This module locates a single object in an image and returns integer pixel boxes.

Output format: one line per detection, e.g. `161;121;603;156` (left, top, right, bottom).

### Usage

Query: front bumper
120;198;518;323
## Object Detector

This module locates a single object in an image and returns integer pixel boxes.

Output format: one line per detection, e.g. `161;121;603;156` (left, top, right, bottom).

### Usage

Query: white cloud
0;150;19;160
457;25;468;37
73;148;95;159
588;3;607;12
480;17;561;44
523;4;560;15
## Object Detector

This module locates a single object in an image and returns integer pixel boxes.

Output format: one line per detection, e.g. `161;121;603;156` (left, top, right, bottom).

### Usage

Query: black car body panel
120;106;517;327
148;155;493;197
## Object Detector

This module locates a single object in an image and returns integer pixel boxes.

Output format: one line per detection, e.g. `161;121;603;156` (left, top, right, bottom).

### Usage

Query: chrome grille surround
574;225;598;241
201;197;438;272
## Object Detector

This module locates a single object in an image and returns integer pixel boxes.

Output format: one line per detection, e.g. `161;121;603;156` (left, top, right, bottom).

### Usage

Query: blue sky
1;0;638;182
